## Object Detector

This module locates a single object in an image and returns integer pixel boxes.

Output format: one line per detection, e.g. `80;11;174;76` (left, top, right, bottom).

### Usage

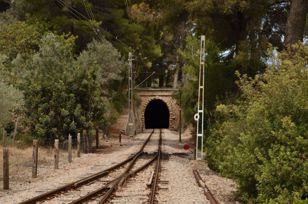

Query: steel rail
95;130;162;204
96;129;159;204
193;169;220;204
68;129;156;204
19;130;154;204
149;129;162;204
71;154;158;204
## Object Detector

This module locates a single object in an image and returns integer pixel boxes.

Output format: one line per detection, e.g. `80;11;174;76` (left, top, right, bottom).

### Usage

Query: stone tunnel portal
144;99;170;129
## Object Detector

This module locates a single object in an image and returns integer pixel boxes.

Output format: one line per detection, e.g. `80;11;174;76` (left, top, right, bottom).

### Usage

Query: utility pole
126;52;135;136
194;35;206;160
179;88;182;143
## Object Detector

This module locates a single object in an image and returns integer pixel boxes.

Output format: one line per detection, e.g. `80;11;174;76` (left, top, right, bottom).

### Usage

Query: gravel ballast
0;129;239;204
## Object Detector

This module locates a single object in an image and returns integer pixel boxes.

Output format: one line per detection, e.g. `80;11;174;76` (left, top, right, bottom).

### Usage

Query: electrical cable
82;0;92;20
56;0;104;41
56;0;83;20
55;0;133;54
56;0;89;20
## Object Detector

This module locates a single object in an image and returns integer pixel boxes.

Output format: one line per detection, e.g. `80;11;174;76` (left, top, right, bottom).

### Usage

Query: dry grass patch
0;145;67;183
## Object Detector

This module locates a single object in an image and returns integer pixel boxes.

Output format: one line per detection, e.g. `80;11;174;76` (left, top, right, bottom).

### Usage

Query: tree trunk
12;117;19;142
95;127;99;148
173;68;179;89
285;0;308;46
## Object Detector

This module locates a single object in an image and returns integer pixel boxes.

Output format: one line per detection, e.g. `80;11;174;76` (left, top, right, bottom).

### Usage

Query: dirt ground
0;129;239;204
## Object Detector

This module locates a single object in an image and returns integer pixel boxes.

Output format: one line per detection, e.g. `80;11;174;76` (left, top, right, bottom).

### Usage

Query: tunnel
0;2;10;12
144;99;170;129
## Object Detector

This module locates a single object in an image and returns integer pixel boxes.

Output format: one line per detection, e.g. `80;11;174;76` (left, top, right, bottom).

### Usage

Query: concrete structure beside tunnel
135;88;180;131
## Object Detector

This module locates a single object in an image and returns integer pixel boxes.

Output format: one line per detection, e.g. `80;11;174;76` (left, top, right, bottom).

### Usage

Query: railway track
193;169;220;204
149;129;162;204
19;129;164;204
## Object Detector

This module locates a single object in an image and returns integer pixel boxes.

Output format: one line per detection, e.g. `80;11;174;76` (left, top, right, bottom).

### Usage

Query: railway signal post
126;52;136;136
194;35;206;160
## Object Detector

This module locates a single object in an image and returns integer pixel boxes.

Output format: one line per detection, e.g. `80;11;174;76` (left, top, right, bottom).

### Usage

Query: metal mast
194;35;205;160
126;52;135;136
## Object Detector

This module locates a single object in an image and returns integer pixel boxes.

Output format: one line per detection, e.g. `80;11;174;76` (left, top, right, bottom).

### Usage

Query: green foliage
0;21;44;59
13;0;100;51
176;35;199;123
0;3;305;203
13;0;162;65
76;38;126;128
19;33;125;143
23;33;77;142
177;35;237;123
0;2;127;143
206;44;308;202
0;79;24;128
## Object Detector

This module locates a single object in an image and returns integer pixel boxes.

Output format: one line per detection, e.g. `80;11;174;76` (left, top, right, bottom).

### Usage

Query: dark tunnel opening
144;99;169;129
0;2;10;12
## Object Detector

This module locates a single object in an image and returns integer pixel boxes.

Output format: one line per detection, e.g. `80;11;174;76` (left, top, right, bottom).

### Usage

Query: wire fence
0;128;103;190
0;128;95;154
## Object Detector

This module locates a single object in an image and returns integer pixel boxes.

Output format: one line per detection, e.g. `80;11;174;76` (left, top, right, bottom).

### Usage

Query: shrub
206;44;308;202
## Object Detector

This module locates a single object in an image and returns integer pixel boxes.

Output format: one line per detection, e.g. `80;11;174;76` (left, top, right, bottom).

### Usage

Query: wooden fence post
68;134;72;163
77;133;80;157
82;130;87;154
86;129;90;153
119;131;122;146
88;131;92;153
54;139;59;169
32;139;38;178
3;129;9;190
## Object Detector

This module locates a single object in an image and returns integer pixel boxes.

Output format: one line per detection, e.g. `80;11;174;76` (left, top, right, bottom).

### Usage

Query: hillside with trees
0;0;307;202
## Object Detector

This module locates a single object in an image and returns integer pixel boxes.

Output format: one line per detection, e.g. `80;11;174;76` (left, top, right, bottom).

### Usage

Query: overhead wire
90;4;132;49
56;0;154;88
55;0;134;55
56;0;83;20
87;1;96;20
56;0;89;20
82;0;93;20
81;0;104;41
90;1;144;86
56;0;104;41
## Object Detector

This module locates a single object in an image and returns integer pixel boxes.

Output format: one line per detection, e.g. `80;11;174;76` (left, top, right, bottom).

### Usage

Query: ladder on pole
194;35;205;160
126;52;135;136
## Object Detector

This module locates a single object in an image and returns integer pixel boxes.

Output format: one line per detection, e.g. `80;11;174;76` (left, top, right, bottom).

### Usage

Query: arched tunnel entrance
144;99;170;129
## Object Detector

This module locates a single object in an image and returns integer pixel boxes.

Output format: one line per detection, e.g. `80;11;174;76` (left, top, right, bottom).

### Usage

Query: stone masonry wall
136;88;179;131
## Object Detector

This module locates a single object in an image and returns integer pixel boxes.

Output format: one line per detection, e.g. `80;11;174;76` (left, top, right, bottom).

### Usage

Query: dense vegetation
206;45;308;202
174;1;307;202
0;13;125;142
0;0;307;202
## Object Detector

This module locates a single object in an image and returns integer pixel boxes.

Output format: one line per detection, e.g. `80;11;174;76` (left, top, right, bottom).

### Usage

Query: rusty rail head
19;130;155;204
70;129;156;204
18;154;137;204
193;169;220;204
149;129;162;204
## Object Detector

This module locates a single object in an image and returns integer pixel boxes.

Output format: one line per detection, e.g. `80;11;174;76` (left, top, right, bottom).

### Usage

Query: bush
206;44;308;202
0;80;23;128
18;33;125;143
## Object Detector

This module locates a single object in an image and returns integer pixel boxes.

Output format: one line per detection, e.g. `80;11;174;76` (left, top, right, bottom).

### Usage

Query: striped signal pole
126;52;135;136
194;35;206;160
